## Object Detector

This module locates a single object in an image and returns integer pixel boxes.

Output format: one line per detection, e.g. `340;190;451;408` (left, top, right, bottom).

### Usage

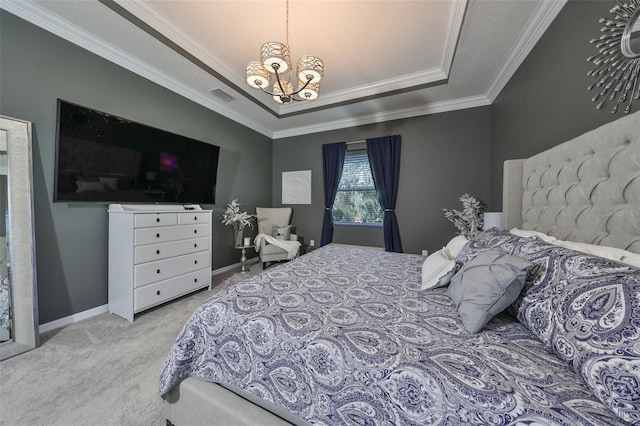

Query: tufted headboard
503;111;640;254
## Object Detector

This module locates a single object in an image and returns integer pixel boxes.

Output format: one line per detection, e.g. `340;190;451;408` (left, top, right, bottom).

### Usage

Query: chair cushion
262;243;288;255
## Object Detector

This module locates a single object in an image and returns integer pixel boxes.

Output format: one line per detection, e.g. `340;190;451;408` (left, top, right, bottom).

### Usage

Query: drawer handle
156;290;161;296
156;218;160;223
194;216;198;221
194;229;198;234
194;278;198;283
194;260;198;264
156;269;161;274
156;233;160;238
194;243;198;248
156;250;160;255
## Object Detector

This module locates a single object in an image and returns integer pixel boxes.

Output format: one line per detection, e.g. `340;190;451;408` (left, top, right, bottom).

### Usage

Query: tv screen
54;100;220;204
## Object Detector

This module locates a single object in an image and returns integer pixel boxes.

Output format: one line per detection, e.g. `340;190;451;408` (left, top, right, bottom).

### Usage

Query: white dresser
108;204;212;322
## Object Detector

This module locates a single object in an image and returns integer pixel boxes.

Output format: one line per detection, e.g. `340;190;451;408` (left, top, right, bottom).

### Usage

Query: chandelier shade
297;56;324;84
297;81;320;100
272;80;294;104
245;0;324;104
261;42;291;73
245;61;270;89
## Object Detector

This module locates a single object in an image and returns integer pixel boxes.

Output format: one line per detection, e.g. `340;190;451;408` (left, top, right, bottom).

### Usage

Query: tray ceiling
1;0;567;138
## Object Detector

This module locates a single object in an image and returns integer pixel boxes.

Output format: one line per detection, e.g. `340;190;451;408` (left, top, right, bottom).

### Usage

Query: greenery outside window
333;150;383;225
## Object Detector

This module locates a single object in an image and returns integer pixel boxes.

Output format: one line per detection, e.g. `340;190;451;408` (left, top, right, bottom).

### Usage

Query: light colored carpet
0;263;262;426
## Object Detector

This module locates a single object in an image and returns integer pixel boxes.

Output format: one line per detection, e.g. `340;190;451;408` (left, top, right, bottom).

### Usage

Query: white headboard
503;111;640;254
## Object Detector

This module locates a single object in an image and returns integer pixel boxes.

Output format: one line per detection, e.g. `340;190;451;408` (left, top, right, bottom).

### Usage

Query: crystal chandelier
245;0;324;104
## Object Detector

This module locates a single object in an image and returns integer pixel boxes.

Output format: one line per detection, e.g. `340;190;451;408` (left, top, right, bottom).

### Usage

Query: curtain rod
346;139;365;145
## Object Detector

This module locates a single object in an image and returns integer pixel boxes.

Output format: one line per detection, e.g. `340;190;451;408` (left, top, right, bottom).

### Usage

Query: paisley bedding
159;244;631;425
458;228;640;424
0;275;10;336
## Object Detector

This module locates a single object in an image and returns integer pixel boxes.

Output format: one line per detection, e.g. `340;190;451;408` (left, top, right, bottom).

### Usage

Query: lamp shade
261;42;291;73
246;61;270;89
297;81;320;100
297;55;324;83
483;212;503;230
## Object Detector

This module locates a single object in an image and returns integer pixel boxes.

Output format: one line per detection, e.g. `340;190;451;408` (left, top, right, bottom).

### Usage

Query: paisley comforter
160;244;625;425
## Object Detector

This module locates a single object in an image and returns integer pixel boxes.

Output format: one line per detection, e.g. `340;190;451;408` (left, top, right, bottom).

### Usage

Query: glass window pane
333;151;383;224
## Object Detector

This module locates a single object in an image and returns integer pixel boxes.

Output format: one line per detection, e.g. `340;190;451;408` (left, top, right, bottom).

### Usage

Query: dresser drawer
178;212;210;225
134;251;210;287
134;268;210;312
135;224;210;246
134;213;178;228
134;237;210;264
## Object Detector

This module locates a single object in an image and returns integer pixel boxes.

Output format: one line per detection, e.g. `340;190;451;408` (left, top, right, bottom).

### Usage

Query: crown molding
441;0;468;74
279;68;448;114
273;95;491;139
486;0;567;102
0;0;272;137
1;0;565;140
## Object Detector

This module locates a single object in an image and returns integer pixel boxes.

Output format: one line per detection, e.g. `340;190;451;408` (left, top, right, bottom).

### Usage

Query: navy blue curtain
320;142;346;246
367;135;402;252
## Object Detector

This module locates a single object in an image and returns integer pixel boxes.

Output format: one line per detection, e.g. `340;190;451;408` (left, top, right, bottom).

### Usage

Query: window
333;150;383;225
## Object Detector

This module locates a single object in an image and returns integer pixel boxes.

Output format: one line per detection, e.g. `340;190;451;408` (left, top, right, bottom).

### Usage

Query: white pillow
509;228;557;244
421;248;456;290
508;228;640;268
622;253;640;268
445;235;468;258
554;239;640;268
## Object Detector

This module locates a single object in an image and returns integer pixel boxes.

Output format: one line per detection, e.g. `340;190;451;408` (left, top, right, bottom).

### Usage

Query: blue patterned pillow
458;229;640;423
455;228;520;266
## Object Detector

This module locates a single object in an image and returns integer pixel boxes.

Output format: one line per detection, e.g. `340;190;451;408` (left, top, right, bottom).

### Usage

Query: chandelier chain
286;0;289;47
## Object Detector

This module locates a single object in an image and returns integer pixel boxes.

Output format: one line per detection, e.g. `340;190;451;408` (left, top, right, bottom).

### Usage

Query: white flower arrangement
220;199;255;229
443;193;486;238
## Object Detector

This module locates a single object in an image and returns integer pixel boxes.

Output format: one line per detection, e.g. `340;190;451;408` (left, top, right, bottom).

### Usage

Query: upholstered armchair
255;207;300;269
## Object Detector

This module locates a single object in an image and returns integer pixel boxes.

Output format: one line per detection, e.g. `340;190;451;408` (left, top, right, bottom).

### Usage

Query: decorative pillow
448;249;532;333
421;249;456;290
271;225;291;240
455;228;520;266
444;235;468;258
99;176;119;191
76;180;107;193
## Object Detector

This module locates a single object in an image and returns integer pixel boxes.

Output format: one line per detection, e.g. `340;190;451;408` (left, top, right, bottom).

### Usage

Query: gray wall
2;0;621;325
491;0;625;208
273;107;493;255
0;12;272;324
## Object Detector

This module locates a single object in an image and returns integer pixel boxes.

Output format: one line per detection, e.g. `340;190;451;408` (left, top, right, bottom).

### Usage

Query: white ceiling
2;0;566;138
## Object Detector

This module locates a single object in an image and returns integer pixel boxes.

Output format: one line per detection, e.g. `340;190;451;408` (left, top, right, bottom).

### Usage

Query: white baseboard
39;260;260;334
39;304;109;334
211;257;259;275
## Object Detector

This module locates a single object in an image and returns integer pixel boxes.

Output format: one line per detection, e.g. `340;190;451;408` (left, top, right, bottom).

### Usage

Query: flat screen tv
54;99;220;204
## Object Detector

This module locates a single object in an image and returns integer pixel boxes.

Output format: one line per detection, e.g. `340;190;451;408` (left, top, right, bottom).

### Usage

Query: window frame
332;149;383;227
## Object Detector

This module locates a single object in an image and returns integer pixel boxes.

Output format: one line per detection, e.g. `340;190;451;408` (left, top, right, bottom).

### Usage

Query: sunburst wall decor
587;0;640;114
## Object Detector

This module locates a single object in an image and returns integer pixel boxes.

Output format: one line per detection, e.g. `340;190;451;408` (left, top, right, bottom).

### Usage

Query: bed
160;111;640;425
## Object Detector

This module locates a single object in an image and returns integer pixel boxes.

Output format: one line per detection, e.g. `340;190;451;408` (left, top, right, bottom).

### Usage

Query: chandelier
245;0;324;104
